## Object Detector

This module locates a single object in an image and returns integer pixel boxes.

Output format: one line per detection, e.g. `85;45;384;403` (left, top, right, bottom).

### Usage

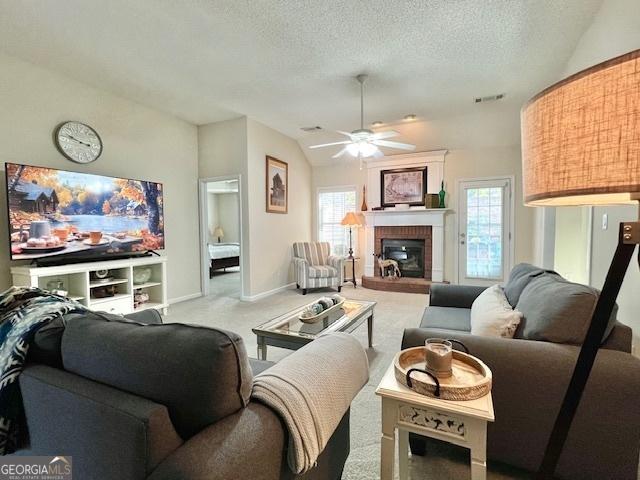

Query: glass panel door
458;179;512;284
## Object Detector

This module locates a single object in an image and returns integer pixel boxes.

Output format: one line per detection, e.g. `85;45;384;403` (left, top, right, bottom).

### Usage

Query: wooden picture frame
380;167;427;207
266;156;288;213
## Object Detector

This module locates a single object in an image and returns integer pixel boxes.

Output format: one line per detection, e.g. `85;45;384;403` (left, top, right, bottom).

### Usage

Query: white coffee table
375;363;494;480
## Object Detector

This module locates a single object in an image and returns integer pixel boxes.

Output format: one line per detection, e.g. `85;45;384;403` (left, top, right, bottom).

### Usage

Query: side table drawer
397;403;466;439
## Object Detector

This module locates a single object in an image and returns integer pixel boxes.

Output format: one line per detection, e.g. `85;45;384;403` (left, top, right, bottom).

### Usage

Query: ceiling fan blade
372;148;385;158
332;146;350;158
372;139;416;151
308;141;351;149
371;130;399;140
336;130;354;138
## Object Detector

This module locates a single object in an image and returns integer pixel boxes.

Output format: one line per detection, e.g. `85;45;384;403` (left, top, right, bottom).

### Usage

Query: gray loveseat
402;264;640;480
14;309;350;480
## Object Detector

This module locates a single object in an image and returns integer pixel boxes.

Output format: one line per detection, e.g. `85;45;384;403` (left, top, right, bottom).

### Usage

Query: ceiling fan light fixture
346;141;378;158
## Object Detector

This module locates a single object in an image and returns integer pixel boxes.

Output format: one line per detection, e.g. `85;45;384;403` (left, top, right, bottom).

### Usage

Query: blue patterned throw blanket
0;286;86;454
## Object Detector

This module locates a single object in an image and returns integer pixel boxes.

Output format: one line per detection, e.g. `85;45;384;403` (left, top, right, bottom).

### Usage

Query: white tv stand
11;256;168;315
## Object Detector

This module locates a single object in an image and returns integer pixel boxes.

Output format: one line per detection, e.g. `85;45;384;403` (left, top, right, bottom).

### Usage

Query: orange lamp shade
521;49;640;206
341;212;364;227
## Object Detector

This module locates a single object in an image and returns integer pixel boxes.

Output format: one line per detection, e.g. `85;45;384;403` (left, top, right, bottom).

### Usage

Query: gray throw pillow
503;263;545;307
515;273;617;345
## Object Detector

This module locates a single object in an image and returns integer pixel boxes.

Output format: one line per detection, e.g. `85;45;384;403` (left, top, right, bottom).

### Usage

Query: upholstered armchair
292;242;344;295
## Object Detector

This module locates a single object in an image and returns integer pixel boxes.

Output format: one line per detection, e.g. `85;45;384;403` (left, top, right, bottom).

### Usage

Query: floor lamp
521;49;640;479
341;212;364;287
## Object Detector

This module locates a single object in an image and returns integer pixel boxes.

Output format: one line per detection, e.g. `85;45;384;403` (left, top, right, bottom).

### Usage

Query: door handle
460;233;466;238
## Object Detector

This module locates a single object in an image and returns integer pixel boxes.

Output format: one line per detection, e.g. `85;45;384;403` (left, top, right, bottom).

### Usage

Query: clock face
55;121;102;164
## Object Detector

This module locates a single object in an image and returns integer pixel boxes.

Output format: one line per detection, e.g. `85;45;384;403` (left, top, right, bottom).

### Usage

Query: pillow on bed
470;285;523;338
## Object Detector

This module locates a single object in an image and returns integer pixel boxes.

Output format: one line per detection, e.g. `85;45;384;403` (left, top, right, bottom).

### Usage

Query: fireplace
382;239;425;278
373;225;432;280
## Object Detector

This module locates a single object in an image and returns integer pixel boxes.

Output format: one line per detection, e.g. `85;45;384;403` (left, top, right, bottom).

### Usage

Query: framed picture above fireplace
380;166;427;207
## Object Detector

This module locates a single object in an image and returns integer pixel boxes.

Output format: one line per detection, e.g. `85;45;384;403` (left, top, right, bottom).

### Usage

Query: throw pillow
470;285;523;338
502;263;546;307
514;273;617;345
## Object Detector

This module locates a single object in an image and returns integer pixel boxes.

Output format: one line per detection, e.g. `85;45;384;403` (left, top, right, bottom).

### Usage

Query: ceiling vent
300;126;323;132
475;93;505;103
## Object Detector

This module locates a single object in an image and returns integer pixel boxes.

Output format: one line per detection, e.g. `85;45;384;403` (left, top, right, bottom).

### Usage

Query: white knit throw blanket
252;332;369;474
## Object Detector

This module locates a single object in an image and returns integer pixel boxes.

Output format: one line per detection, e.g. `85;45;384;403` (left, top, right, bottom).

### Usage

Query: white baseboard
168;291;203;305
240;282;296;302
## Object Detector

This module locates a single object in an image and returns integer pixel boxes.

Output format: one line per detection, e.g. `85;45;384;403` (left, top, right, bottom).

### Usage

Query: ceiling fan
308;74;416;159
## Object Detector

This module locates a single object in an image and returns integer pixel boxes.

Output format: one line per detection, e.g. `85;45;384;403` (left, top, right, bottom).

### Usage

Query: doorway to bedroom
199;176;242;299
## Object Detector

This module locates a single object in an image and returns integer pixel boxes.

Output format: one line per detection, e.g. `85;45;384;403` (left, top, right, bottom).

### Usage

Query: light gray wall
246;118;312;297
198;118;250;295
0;52;201;302
558;0;640;353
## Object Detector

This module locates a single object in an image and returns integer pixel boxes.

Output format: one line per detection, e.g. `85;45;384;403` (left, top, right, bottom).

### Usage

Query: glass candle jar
425;338;453;378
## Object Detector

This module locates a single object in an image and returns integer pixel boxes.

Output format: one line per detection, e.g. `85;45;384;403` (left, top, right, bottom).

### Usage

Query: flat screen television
6;162;164;263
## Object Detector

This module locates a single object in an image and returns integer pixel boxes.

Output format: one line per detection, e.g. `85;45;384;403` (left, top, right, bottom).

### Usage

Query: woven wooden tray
394;347;492;400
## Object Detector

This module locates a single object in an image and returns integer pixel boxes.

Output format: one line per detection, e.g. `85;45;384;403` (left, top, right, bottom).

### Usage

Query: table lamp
213;226;224;243
340;212;364;258
521;49;640;479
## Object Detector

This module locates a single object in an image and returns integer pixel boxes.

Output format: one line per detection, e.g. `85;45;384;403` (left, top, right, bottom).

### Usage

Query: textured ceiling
0;0;601;153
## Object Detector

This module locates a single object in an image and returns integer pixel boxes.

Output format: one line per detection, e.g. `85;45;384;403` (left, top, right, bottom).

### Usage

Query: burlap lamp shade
521;49;640;206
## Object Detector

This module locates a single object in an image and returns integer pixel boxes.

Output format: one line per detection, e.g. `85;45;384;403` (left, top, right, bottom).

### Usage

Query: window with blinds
318;188;357;257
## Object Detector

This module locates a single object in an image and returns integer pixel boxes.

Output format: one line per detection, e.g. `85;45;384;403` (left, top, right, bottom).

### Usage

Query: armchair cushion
308;265;338;278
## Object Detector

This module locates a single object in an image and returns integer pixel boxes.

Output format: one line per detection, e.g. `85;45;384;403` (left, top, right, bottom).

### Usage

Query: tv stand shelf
11;256;168;316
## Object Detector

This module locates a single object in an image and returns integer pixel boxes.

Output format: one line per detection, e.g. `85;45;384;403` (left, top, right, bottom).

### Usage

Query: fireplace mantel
363;208;450;282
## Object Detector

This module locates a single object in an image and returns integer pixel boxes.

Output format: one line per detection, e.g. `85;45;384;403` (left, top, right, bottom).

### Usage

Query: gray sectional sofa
402;264;640;480
15;309;350;480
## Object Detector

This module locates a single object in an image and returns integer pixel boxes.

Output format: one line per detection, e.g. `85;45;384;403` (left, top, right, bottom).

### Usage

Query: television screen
6;162;164;262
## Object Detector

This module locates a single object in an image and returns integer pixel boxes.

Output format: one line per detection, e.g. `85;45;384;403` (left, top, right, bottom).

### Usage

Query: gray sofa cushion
62;317;253;439
28;309;163;368
515;273;617;345
503;263;547;307
420;306;471;332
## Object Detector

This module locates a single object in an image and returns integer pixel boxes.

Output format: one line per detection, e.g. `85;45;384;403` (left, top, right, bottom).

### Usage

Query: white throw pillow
470;285;523;338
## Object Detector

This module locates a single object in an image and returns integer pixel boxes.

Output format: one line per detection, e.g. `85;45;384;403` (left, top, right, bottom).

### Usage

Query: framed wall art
266;156;288;213
380;166;427;207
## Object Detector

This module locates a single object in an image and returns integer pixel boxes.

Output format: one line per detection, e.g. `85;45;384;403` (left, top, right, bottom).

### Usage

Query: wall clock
54;121;103;164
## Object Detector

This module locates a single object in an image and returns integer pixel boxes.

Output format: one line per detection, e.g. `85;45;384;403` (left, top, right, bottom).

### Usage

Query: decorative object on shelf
90;270;113;283
134;290;150;308
54;121;103;164
371;206;384;211
375;253;401;278
213;226;224;243
132;267;152;285
438;181;446;208
520;49;640;479
360;185;368;211
266;156;288;214
394;203;410;211
91;285;116;299
424;193;439;208
380;167;427;208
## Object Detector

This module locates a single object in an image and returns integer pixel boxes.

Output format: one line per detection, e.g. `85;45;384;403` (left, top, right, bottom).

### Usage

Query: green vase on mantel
438;181;446;208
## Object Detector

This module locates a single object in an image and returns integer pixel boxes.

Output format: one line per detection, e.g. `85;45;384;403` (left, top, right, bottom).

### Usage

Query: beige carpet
170;283;530;479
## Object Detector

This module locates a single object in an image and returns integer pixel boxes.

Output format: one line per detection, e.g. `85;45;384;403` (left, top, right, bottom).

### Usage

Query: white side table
375;363;495;480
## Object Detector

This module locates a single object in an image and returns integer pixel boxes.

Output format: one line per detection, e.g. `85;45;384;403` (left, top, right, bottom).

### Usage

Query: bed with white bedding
208;242;240;276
